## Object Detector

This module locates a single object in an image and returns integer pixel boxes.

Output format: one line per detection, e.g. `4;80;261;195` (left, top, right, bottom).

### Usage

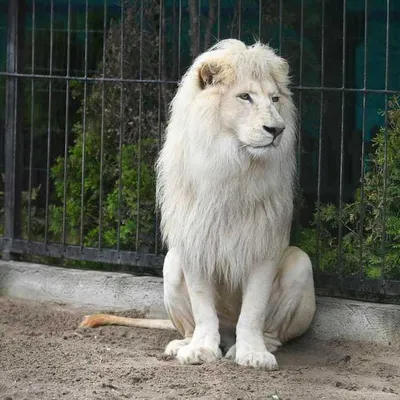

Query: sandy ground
0;296;399;400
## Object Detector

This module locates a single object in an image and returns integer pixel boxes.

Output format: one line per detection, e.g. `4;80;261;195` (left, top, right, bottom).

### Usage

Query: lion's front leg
175;267;222;365
235;259;279;370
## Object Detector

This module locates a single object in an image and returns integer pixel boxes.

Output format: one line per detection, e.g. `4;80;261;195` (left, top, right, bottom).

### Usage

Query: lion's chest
179;192;290;284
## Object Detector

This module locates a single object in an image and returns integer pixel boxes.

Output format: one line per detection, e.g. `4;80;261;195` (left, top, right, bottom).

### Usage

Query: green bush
299;97;400;280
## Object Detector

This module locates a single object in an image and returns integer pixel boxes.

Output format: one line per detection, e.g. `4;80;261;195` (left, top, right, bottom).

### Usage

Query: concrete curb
311;296;400;345
0;260;166;318
1;260;399;345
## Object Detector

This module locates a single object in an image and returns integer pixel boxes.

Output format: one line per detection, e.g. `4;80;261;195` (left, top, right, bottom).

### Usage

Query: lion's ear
199;62;220;89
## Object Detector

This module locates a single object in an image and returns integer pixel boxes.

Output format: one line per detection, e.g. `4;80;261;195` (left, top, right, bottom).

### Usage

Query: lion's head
168;39;296;162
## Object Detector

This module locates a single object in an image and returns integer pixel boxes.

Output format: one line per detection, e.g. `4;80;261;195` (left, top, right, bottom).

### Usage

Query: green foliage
299;97;400;280
50;125;158;249
49;2;166;251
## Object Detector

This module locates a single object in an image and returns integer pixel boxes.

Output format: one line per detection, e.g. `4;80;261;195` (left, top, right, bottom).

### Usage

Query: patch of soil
0;296;399;400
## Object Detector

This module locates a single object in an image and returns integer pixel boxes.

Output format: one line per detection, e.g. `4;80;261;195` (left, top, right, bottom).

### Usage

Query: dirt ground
0;296;399;400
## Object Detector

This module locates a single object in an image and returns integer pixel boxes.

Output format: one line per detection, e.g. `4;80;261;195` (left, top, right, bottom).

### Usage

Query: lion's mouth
248;143;274;149
242;141;278;150
238;135;283;153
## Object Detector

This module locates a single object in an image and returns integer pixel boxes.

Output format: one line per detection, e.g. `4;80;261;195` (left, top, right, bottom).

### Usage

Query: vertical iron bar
198;0;201;53
258;0;262;40
316;0;325;272
3;0;24;260
135;0;144;254
297;0;304;189
62;0;71;251
217;0;220;39
237;0;241;40
337;0;347;278
117;1;124;256
359;0;368;284
278;0;283;55
178;0;182;75
381;0;390;282
98;0;107;252
155;0;164;255
294;0;304;244
44;0;54;246
27;0;35;241
79;0;89;249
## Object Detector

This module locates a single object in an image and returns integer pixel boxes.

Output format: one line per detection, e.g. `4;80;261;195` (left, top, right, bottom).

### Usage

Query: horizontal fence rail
0;0;400;304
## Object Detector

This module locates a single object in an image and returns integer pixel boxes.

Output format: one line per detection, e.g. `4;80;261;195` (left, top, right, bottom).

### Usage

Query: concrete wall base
0;260;166;318
1;260;399;345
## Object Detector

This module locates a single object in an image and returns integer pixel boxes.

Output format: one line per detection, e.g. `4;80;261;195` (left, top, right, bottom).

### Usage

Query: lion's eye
272;96;280;103
238;93;251;101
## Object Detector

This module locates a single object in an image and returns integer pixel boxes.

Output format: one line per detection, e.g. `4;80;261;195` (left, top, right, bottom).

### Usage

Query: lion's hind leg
264;246;316;347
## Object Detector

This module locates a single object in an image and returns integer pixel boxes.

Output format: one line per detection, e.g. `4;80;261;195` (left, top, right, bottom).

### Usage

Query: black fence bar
116;0;124;255
278;0;283;55
314;274;400;304
44;0;54;246
381;0;391;281
315;0;325;273
0;238;164;268
293;0;305;243
0;72;178;84
178;0;182;72
3;0;25;261
26;0;35;241
62;0;72;251
1;70;399;95
197;0;201;52
358;0;368;287
237;0;242;39
337;0;347;288
155;0;165;256
135;0;143;253
97;0;107;252
79;0;89;250
217;0;221;40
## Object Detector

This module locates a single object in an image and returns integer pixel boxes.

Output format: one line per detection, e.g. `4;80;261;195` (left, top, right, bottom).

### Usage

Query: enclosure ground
0;296;399;400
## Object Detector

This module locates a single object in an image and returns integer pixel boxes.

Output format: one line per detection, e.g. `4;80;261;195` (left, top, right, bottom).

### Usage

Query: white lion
80;39;316;370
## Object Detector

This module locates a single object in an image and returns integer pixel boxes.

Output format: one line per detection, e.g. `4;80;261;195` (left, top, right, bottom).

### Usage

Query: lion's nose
263;125;285;138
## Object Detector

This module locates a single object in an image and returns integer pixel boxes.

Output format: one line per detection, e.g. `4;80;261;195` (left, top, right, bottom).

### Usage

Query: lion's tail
78;313;176;331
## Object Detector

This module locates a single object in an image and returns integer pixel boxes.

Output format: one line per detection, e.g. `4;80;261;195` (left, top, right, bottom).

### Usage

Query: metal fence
1;0;400;303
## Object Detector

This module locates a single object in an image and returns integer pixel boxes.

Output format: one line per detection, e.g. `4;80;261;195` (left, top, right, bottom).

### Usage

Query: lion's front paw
236;349;278;370
177;343;222;365
164;338;192;356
